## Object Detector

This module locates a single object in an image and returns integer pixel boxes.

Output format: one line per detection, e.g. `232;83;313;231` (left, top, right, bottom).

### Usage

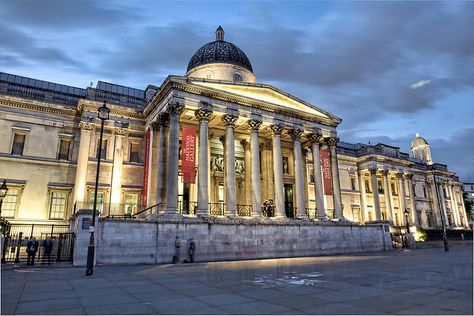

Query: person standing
173;236;181;263
26;237;39;266
42;237;53;265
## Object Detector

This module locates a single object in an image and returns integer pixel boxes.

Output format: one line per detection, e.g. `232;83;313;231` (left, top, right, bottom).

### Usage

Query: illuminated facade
0;27;469;231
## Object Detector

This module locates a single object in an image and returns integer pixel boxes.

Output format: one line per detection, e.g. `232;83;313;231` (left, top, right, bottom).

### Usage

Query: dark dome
187;27;253;73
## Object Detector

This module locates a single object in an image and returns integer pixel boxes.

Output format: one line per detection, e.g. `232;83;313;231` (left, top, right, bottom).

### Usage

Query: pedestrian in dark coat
26;237;39;266
42;237;53;265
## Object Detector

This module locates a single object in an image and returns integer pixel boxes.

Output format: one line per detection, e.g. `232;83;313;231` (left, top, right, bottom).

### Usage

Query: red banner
142;128;151;207
320;149;333;195
182;126;197;183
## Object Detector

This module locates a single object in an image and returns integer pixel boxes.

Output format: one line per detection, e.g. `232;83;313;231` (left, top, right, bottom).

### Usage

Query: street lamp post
432;169;449;252
404;208;410;247
85;101;110;276
0;179;9;217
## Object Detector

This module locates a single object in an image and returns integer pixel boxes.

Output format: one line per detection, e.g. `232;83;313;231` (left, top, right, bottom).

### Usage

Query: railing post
1;234;9;263
50;224;54;238
57;233;63;262
30;224;34;238
14;232;22;263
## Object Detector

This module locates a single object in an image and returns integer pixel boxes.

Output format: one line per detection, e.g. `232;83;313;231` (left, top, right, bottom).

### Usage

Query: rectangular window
124;193;139;215
11;133;26;155
88;191;105;213
378;180;384;194
352;206;360;222
218;183;224;202
58;139;71;160
350;178;356;191
129;143;140;163
426;212;433;227
423;186;427;198
365;179;372;193
96;139;108;159
391;182;398;196
49;191;68;219
1;187;20;218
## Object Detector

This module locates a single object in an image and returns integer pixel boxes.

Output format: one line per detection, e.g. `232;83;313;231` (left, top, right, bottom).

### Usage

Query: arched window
233;73;242;82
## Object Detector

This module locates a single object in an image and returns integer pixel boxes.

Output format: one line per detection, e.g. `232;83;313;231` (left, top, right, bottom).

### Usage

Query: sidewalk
1;246;473;315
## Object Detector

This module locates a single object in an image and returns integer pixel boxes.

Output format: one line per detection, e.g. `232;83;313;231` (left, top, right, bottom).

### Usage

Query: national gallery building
0;27;469;236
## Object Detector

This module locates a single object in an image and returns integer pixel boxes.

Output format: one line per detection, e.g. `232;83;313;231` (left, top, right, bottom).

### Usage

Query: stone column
381;170;393;223
271;124;285;218
447;184;460;227
248;119;262;217
241;140;252;206
290;128;307;219
428;176;442;227
438;182;450;227
153;116;164;207
195;108;213;216
369;166;382;221
164;102;183;214
73;121;95;204
110;126;128;212
458;189;469;227
406;174;418;226
309;132;325;219
223;114;238;216
358;170;367;222
261;141;274;202
327;137;343;219
397;172;407;223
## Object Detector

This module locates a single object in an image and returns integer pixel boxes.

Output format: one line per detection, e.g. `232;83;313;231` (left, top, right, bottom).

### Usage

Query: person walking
42;237;53;265
172;236;181;263
26;237;39;266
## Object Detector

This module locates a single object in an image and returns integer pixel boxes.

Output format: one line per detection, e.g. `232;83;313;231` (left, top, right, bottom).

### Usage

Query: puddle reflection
248;271;325;288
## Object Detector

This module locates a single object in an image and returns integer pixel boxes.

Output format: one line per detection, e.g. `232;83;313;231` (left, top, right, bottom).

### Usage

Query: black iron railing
209;202;225;216
325;209;335;220
133;203;162;219
178;201;197;215
306;208;317;220
237;204;252;217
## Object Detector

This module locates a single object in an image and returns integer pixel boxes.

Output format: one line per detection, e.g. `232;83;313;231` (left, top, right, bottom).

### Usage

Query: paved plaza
1;245;472;315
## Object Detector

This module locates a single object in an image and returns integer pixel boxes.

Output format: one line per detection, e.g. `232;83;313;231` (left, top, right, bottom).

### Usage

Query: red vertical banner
320;149;333;195
142;128;151;207
182;126;197;183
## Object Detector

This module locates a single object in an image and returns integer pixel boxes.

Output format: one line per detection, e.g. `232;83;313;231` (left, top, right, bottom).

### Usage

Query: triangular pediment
187;79;337;121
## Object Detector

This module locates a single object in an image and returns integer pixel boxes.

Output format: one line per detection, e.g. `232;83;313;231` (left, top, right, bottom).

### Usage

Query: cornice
77;99;144;120
0;94;77;118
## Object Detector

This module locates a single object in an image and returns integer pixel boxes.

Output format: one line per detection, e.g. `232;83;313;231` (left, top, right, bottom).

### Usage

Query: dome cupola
411;133;433;165
186;26;256;83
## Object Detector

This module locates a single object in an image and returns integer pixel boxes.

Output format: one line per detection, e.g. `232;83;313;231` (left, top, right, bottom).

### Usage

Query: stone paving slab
1;245;472;315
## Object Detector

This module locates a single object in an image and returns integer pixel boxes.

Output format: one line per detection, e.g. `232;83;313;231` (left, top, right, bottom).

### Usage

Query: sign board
182;126;197;183
142;128;151;207
320;149;333;195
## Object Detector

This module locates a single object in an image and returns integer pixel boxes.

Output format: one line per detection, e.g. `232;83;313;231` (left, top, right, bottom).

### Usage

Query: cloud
411;80;431;90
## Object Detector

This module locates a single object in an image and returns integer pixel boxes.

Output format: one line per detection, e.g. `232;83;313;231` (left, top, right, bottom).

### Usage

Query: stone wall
71;213;392;266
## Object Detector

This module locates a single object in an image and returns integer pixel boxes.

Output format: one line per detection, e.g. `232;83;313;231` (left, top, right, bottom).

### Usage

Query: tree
463;192;474;221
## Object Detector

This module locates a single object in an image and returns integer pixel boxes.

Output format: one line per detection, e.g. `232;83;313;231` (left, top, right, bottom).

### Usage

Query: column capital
195;108;213;122
380;169;390;177
150;119;161;130
369;166;378;175
222;114;238;127
325;136;339;147
247;119;262;131
395;172;404;179
79;121;95;131
358;169;367;177
308;132;324;144
261;140;272;150
240;139;251;151
167;102;184;117
404;173;414;180
270;124;283;136
289;128;304;141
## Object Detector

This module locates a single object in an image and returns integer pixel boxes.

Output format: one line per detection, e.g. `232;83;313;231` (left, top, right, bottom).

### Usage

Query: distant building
0;27;469;235
463;183;474;220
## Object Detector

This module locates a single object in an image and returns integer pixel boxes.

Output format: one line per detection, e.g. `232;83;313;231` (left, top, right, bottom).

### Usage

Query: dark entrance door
178;183;192;214
284;184;294;218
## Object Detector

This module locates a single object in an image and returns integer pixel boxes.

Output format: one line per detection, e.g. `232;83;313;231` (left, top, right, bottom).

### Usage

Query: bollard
15;232;22;263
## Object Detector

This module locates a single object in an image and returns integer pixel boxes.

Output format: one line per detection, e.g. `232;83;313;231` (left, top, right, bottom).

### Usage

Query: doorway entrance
284;184;294;218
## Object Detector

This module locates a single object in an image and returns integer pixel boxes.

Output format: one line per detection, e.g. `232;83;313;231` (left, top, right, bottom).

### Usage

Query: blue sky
1;0;473;181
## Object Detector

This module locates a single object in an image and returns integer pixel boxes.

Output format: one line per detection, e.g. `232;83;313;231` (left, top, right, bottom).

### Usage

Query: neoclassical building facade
0;27;469;233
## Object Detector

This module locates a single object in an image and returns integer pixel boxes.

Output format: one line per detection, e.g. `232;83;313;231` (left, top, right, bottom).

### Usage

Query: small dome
411;133;429;148
187;26;253;73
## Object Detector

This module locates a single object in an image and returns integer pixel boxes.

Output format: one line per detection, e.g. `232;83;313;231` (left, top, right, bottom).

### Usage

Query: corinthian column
381;170;393;222
358;170;368;222
438;182;450;227
271;124;285;218
110;125;128;213
327;137;343;219
74;121;94;204
223;114;238;216
195;108;213;216
397;172;407;222
290;128;307;219
369;166;382;221
153;115;165;208
406;174;418;226
309;132;325;219
165;102;183;214
248;119;262;217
